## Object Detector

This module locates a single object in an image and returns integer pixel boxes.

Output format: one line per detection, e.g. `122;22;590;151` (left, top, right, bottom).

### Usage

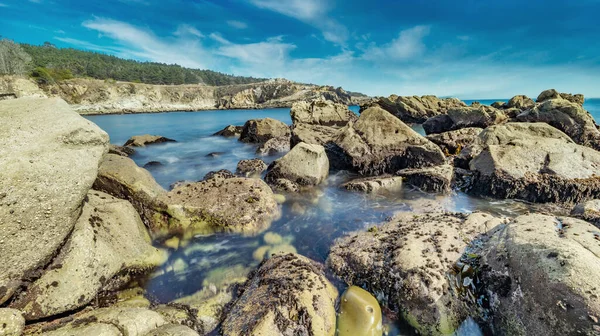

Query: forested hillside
0;39;267;86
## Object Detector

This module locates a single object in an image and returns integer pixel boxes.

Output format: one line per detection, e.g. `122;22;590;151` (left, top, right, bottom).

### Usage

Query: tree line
0;39;267;86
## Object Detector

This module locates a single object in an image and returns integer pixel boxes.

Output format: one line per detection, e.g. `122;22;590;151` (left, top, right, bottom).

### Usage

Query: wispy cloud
174;24;204;38
227;20;248;29
213;35;296;66
362;25;431;61
0;3;8;7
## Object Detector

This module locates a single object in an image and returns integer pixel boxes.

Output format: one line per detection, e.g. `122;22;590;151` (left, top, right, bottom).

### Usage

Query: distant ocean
463;98;600;122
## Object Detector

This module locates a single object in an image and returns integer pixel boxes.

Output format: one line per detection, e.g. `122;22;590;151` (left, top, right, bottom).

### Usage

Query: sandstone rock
570;199;600;226
239;118;290;143
517;98;600;150
325;106;445;175
328;212;502;335
342;176;403;193
0;308;24;336
12;191;166;320
290;99;356;126
537;89;584;105
467;214;600;335
426;128;482;155
143;324;199;336
93;154;168;232
236;158;268;177
109;144;136;157
255;136;290;155
222;253;338;336
213;125;243;137
397;164;454;193
0;97;109;305
491;101;506;109
290;123;338;148
164;175;281;236
265;142;329;188
506;95;535;110
465;122;600;203
337;286;383;336
124;134;176;147
361;95;466;124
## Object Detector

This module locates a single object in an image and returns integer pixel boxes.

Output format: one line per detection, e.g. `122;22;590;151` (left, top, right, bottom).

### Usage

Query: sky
1;0;599;98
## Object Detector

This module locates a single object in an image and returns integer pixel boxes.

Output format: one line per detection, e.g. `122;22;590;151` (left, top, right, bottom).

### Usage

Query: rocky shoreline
2;90;600;336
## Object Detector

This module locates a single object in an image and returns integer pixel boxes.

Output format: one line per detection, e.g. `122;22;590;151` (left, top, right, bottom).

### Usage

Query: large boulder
0;97;109;305
93;154;168;232
222;253;338;336
213;125;243;137
426;127;482;155
361;95;466;124
239;118;290;143
290;99;356;126
255;136;290;155
12;191;166;320
325;106;445;175
124;134;176;147
506;95;535;110
516;98;600;150
464;122;600;203
445;105;507;132
164;175;281;236
328;212;502;335
396;164;454;193
537;89;585;105
264;142;329;188
466;214;600;335
236;158;268;177
290;123;338;148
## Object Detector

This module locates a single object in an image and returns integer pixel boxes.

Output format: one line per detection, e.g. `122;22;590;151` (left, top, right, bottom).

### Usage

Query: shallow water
85;101;593;335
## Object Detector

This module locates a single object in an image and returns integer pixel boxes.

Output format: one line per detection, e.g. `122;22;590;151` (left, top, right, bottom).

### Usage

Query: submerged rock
0;97;109;305
213;125;243;137
239;118;290;143
337;286;383;336
342;175;403;193
426;127;482;155
236;158;268;177
265;142;329;188
12;191;166;321
396;164;454;193
360;95;466;124
256;136;290;155
290;123;339;148
290;99;356;126
325;106;445;175
328;212;503;335
222;253;338;336
0;308;24;336
124;134;176;147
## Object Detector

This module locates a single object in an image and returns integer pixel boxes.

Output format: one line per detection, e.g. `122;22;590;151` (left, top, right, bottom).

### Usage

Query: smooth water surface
86;100;597;335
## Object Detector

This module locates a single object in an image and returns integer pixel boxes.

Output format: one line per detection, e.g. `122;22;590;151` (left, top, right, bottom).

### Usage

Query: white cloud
227;20;248;29
174;24;204;38
362;25;431;61
214;36;296;66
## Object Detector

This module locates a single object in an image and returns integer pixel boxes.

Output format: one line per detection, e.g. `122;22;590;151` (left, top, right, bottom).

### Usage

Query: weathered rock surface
570;199;600;226
537;89;585;105
222;253;338;336
109;144;136;157
0;308;24;336
236;158;268;177
397;164;454;193
422;114;453;135
12;191;165;320
265;142;329;188
290;99;356;126
93;154;168;232
124;134;176;147
506;95;535;110
255;136;290;155
361;95;466;123
239;118;290;144
517;98;600;150
213;125;243;137
328;212;503;335
464;122;600;203
290;123;338;148
441;105;507;133
164;175;281;235
144;324;199;336
468;214;600;335
342;175;403;193
0;97;109;305
325;106;445;175
426;128;482;155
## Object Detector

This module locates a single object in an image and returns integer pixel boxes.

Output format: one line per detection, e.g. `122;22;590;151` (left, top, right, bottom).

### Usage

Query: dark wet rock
423;114;453;135
464;214;600;335
537;89;585;105
506;95;535;110
213;125;243;137
0;97;109;305
290;123;339;148
360;95;466;124
516;98;600;150
222;253;338;336
570;199;600;226
328;212;503;335
124;134;176;147
265;142;329;188
93;154;168;232
290;99;356;126
397;164;454;193
0;308;24;336
269;178;300;193
463;122;600;203
144;161;163;168
236;158;268;177
256;136;290;155
205;152;225;157
491;101;506;109
239;118;290;144
342;175;403;193
203;169;235;181
12;191;165;321
325;106;445;175
426;127;482;156
109;144;136;157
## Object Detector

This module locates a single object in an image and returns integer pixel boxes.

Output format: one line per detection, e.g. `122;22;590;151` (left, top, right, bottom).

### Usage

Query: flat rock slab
342;175;403;193
0;97;108;305
124;134;176;147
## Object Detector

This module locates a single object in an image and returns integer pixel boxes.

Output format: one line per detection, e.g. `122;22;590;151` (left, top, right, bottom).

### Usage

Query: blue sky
1;0;599;98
